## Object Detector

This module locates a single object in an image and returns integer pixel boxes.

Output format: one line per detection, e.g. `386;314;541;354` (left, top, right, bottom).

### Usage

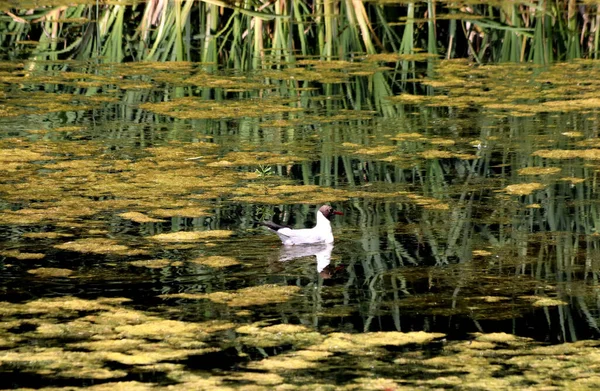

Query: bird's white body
262;205;341;246
275;211;334;246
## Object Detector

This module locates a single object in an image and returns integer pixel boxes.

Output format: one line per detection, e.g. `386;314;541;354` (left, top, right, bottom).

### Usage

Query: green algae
504;182;545;195
236;323;323;349
0;297;237;385
160;284;302;307
140;97;303;120
311;331;446;353
150;207;212;218
118;212;164;223
0;292;599;390
189;255;240;268
27;267;73;277
517;167;562;176
54;238;136;255
129;259;174;269
0;250;45;260
149;230;234;242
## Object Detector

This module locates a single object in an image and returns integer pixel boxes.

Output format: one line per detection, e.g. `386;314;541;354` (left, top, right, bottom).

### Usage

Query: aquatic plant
0;0;596;69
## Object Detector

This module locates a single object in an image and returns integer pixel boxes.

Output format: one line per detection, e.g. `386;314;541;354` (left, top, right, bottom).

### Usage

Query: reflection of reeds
1;1;597;65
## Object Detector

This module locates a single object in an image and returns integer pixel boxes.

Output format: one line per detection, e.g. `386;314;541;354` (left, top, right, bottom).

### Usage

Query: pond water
2;58;600;389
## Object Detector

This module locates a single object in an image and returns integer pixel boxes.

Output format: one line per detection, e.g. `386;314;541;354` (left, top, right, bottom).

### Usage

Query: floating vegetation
473;250;493;257
522;297;570;307
150;208;212;218
149;230;234;242
189;256;240;268
311;331;446;353
129;259;174;269
140;97;303;120
163;284;302;307
562;131;584;138
236;322;323;349
561;177;585;184
504;183;545;195
533;149;600;160
0;250;45;259
517;167;562;176
354;145;396;155
119;212;164;223
0;148;46;162
54;238;133;255
27;267;73;277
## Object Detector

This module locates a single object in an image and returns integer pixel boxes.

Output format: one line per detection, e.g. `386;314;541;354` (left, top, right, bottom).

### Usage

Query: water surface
2;59;600;389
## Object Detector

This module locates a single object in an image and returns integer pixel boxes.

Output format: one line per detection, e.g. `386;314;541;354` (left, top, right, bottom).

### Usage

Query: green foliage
0;0;596;67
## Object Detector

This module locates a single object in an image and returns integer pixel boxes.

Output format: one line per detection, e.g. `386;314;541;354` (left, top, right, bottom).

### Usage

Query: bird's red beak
333;211;344;215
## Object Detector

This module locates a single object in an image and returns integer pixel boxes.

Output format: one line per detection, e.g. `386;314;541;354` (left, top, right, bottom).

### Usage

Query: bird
260;205;343;246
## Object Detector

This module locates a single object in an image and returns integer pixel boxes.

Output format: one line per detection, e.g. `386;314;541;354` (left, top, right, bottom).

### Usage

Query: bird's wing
259;221;292;231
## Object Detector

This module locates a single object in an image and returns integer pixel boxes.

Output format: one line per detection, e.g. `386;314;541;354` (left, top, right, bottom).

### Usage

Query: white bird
260;205;343;246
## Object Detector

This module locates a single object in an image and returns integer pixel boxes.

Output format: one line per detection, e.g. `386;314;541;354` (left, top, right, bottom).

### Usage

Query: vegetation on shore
0;0;597;67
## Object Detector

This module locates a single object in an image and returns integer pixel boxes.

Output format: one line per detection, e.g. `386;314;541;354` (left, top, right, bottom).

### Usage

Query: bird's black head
319;205;343;220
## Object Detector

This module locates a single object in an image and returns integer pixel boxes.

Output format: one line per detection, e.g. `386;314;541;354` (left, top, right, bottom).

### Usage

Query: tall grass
0;0;596;67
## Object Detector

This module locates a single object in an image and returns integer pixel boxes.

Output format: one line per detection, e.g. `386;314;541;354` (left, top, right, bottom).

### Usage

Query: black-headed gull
261;205;343;246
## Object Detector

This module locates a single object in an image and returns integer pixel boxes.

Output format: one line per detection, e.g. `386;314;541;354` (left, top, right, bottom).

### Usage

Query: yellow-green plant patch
54;238;133;255
517;167;561;176
43;159;98;170
472;250;492;257
0;203;98;225
269;184;322;194
526;203;542;208
202;284;301;307
115;319;204;338
20;297;113;315
429;138;456;146
247;355;320;371
129;259;173;269
224;372;284;386
420;150;454;159
311;331;445;354
533;149;600;160
473;332;521;343
353;145;396;155
158;293;207;300
0;250;45;259
27;267;73;277
189;256;240;268
150;207;212;218
140;97;303;120
504;183;545;195
69;339;146;352
521;297;569;307
423;202;450;210
562;131;584;138
119;212;164;223
0;148;46;162
22;232;74;239
0;349;127;380
235;323;323;348
149;230;234;242
560;177;585;184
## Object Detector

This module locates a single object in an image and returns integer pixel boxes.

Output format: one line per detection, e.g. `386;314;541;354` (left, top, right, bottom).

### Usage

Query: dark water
1;59;600;389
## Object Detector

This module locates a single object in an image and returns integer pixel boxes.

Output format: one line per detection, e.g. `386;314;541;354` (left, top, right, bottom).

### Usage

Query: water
2;59;600;389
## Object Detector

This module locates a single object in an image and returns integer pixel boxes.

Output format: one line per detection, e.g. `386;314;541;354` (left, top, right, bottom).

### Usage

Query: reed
0;0;595;67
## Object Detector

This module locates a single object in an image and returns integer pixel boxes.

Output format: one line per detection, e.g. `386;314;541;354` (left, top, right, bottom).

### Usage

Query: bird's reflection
278;243;334;278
